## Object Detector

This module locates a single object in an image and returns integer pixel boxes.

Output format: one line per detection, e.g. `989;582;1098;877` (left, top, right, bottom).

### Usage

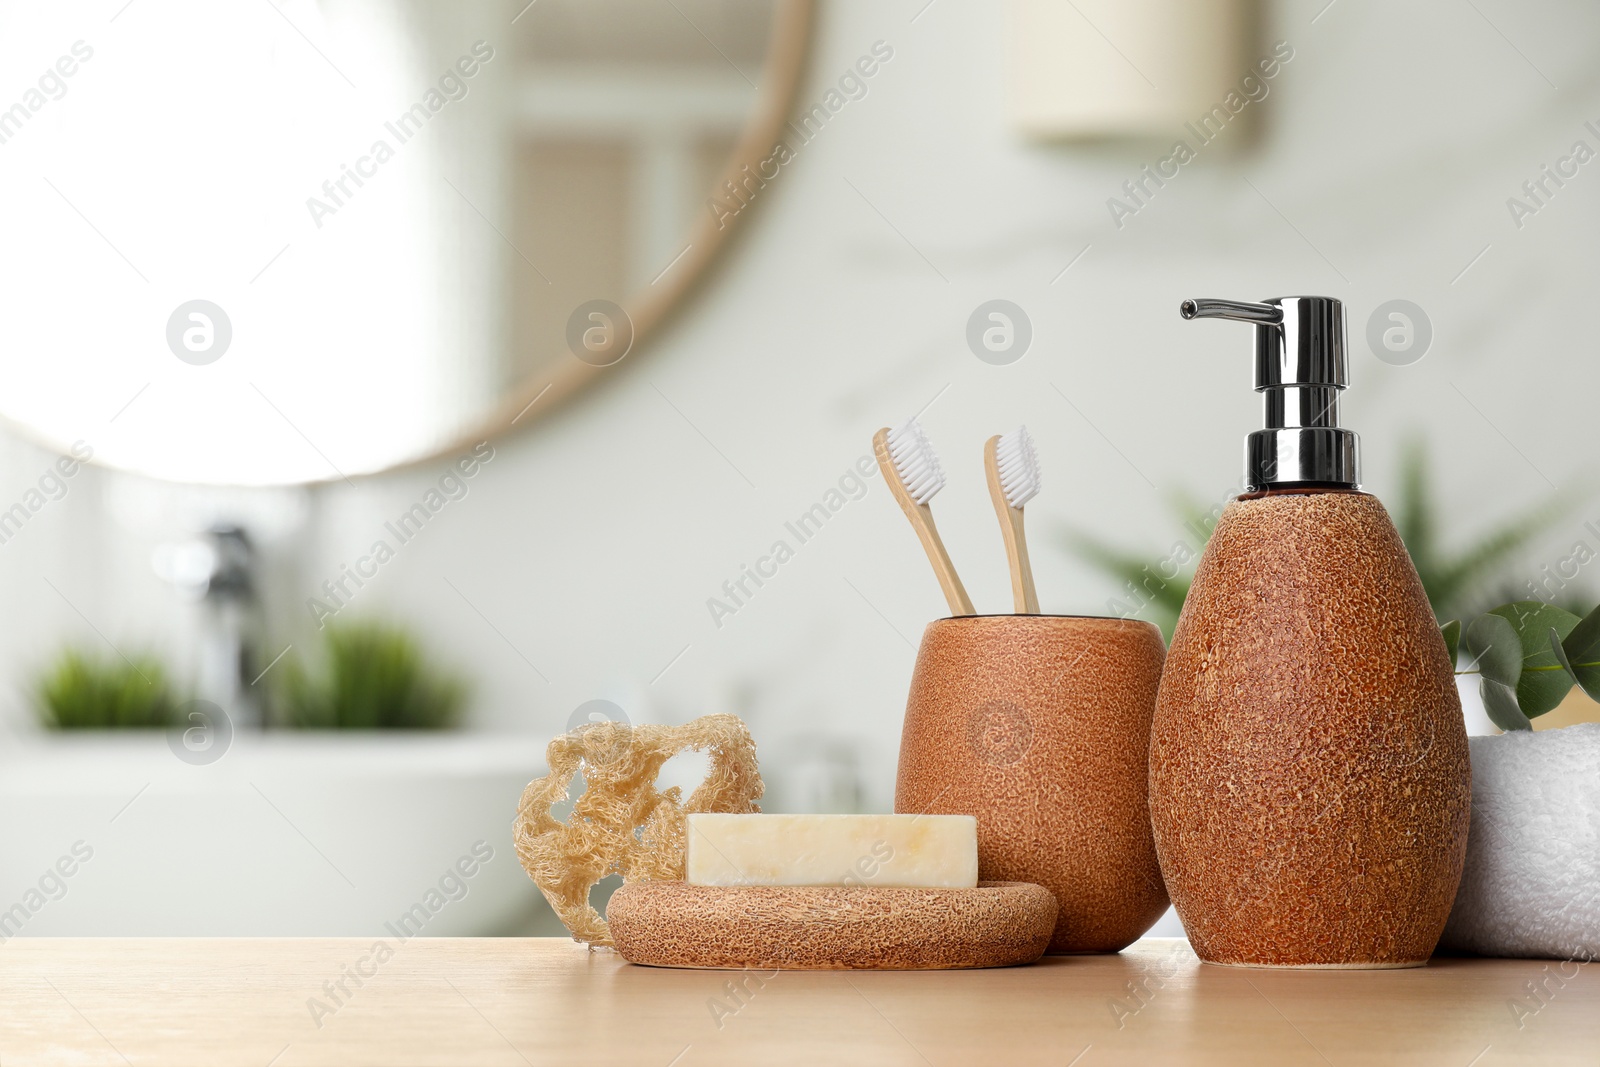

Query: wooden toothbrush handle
985;435;1040;614
874;429;975;616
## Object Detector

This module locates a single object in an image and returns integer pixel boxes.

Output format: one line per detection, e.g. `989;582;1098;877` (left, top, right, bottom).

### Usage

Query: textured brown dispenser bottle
1150;298;1470;968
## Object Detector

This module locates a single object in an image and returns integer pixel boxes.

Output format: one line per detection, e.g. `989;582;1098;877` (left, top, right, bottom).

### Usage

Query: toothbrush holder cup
895;614;1169;953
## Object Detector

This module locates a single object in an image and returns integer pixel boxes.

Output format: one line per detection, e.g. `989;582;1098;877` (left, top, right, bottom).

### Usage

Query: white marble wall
2;0;1597;896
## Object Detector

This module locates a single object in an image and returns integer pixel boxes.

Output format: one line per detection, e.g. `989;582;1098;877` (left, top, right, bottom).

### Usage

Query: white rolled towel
1439;723;1600;959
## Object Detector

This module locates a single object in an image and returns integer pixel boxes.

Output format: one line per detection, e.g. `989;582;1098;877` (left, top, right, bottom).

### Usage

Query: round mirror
0;0;811;485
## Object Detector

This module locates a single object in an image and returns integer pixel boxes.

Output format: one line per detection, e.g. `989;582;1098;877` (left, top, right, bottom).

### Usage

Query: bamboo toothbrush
873;420;974;616
985;425;1041;614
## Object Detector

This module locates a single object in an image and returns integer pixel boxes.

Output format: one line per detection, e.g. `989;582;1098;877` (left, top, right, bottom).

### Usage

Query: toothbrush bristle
886;419;945;505
996;425;1041;508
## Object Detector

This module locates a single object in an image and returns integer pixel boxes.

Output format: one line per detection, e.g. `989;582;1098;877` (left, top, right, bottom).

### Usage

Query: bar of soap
685;813;978;888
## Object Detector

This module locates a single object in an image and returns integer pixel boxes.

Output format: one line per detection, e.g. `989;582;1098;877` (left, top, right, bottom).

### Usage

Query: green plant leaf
1487;601;1581;717
1487;601;1583;656
34;648;179;730
278;621;467;730
1550;627;1577;681
1560;602;1600;703
1440;619;1461;666
1481;678;1532;731
1464;613;1522;689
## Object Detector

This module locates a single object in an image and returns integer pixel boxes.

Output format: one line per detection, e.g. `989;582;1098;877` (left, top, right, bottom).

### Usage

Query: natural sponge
513;713;763;946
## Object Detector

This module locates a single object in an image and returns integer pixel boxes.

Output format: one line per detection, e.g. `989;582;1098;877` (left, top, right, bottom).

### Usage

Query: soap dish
607;881;1057;970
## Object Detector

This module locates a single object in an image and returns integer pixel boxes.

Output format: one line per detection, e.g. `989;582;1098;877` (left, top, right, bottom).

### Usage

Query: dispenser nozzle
1177;295;1360;492
1179;299;1283;325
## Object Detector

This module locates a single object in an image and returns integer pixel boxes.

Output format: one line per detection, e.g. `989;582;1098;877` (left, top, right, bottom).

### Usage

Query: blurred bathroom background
0;0;1596;937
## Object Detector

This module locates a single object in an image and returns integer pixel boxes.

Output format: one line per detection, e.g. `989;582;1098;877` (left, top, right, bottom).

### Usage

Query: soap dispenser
1149;296;1470;968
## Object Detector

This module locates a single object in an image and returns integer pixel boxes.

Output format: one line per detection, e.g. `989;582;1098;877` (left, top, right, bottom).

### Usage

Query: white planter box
0;733;550;937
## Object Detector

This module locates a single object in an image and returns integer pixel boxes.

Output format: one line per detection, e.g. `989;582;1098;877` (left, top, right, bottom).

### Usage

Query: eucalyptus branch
1443;600;1600;731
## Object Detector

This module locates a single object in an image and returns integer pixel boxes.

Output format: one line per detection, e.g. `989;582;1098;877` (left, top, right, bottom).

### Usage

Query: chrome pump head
1179;296;1361;492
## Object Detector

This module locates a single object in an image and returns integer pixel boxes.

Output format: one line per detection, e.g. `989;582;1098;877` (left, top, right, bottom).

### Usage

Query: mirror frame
392;0;817;480
2;0;817;488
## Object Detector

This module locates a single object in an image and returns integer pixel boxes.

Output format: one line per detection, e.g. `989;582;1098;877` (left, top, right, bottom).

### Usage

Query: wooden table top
1;937;1592;1065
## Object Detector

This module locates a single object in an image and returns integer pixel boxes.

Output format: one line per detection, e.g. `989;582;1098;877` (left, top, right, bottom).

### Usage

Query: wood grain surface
1;938;1592;1065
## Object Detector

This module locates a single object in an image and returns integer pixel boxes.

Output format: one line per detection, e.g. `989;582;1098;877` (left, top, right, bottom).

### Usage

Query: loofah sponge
1439;723;1599;960
512;714;763;946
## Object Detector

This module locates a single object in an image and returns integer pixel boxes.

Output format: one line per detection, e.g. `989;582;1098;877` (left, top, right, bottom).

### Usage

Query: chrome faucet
154;523;263;729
